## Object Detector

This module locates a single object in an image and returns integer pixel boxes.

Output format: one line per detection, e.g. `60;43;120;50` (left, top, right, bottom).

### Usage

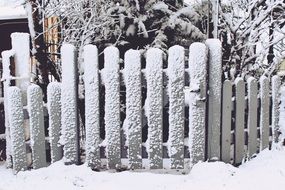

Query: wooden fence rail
1;33;282;173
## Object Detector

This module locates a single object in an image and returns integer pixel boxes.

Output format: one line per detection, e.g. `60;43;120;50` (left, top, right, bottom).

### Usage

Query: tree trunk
27;0;61;101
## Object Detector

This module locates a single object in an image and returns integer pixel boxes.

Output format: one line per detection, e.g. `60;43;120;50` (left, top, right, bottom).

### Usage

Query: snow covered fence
3;39;283;172
27;84;46;169
7;86;26;172
61;44;80;165
220;75;282;165
47;82;62;163
1;50;16;168
1;33;31;166
188;43;207;168
84;45;101;170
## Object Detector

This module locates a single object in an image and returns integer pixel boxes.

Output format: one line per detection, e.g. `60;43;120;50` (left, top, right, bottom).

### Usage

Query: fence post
11;33;30;105
146;48;163;169
1;50;15;168
188;43;207;168
234;78;245;165
221;80;232;163
61;44;79;165
272;75;281;144
47;82;62;163
27;84;46;169
168;45;185;169
247;77;258;158
104;46;121;169
124;49;142;169
259;76;270;150
84;45;101;170
205;39;222;161
7;86;26;172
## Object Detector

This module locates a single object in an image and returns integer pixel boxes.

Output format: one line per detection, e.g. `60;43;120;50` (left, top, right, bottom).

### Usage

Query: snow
124;49;142;169
27;84;46;169
146;48;163;169
11;33;30;105
246;77;258;158
1;50;15;168
206;39;222;160
0;5;27;20
83;45;101;170
167;45;185;169
25;2;36;54
104;46;121;169
279;86;285;141
61;44;79;164
7;86;26;172
1;148;285;190
188;42;207;167
0;0;25;7
272;75;281;144
259;75;270;151
47;82;62;163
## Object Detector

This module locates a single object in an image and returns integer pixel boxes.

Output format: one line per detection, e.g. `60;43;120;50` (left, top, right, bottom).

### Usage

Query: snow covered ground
0;148;285;190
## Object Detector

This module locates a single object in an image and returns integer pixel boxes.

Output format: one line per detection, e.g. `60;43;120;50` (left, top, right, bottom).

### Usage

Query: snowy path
0;148;285;190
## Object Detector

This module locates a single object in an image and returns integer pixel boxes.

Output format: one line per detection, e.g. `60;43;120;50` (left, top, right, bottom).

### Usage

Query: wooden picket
27;84;47;169
188;42;207;167
168;45;185;169
1;50;15;168
272;75;281;144
104;46;121;169
221;80;232;163
61;44;80;165
7;87;26;172
206;39;222;161
47;82;62;163
146;48;163;169
247;77;258;158
2;34;283;172
234;78;245;165
84;45;101;170
124;49;142;169
259;76;270;151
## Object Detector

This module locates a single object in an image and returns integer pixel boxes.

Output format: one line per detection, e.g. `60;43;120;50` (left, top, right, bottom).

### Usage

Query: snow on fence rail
2;34;282;173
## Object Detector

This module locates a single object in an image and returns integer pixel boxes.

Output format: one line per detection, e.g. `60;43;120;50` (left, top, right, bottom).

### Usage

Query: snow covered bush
218;0;285;77
28;0;206;58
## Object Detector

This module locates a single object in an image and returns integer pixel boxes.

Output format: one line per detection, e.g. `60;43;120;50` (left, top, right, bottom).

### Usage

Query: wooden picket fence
1;33;282;173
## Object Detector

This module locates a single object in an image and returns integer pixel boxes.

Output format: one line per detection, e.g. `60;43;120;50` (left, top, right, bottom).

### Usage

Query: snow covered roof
0;5;27;20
